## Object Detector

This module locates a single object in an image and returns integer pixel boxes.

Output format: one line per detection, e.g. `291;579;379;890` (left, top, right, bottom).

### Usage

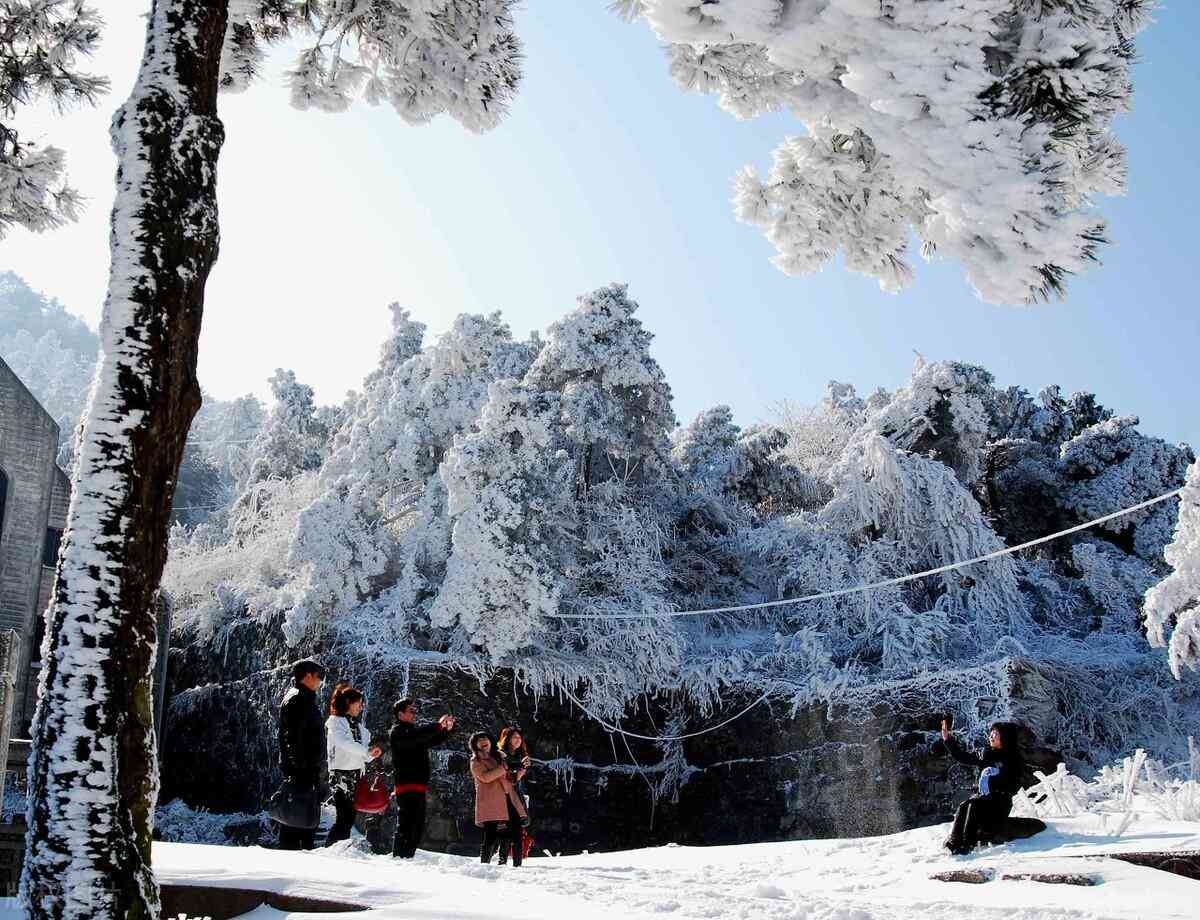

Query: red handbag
354;772;391;815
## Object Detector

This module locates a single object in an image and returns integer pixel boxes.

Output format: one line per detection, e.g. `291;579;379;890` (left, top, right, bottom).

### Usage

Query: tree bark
22;2;228;917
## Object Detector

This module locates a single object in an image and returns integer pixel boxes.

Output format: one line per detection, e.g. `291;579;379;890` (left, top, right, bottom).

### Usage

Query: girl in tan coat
469;732;529;865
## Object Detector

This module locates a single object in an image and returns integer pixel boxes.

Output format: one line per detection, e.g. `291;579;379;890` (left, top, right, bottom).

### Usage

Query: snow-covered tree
671;404;740;489
430;380;575;658
1057;415;1193;562
0;1;108;237
23;4;226;916
819;433;1026;661
775;381;876;489
525;283;676;493
239;369;328;491
188;391;266;490
870;357;994;487
286;307;534;645
991;384;1112;447
672;407;821;512
27;2;524;916
1144;462;1200;677
621;0;1157;303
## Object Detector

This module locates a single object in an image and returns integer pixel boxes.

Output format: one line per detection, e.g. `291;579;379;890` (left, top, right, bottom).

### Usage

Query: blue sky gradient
4;3;1197;448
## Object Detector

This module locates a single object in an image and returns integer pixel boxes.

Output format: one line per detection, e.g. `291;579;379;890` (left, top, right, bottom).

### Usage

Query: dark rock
1097;850;1200;881
160;884;368;919
222;818;268;847
1000;872;1097;886
931;869;993;883
977;817;1046;845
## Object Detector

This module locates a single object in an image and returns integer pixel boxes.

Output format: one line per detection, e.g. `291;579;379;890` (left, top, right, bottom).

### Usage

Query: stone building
0;356;68;737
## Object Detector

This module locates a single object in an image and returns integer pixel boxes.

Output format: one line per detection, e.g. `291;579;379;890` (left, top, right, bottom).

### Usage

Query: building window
43;527;63;567
0;468;8;541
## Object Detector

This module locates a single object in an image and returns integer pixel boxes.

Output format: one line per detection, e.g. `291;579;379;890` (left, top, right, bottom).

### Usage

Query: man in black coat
389;698;455;858
276;658;326;850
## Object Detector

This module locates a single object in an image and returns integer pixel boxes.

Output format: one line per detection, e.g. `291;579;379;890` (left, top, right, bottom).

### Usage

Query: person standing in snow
496;725;532;865
325;682;384;846
940;720;1026;854
389;698;455;858
470;732;529;866
276;658;327;850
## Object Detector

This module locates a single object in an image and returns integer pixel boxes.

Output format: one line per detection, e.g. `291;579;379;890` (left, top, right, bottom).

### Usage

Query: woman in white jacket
325;682;382;846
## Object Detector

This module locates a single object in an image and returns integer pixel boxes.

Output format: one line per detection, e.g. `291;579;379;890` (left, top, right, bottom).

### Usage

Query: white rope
548;487;1184;621
560;683;775;742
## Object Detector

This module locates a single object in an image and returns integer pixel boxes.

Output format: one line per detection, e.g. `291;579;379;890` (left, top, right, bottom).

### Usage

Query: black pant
482;799;524;865
392;791;427;858
277;823;316;850
947;794;1012;852
325;784;357;846
496;797;525;866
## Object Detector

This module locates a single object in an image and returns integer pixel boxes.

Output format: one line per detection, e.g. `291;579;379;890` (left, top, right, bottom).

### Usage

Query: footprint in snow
753;881;789;899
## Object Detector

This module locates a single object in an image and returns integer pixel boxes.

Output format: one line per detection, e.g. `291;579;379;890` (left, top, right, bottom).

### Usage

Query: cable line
548;487;1184;621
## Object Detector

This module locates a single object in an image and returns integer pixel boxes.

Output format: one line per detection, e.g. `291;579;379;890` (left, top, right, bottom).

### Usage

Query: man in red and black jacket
389;698;455;858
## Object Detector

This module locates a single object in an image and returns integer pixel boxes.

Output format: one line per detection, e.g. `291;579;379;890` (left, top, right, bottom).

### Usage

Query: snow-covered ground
138;814;1200;920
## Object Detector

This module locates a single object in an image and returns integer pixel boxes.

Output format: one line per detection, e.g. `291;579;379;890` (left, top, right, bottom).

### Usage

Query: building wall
0;359;173;745
0;358;57;659
17;468;70;734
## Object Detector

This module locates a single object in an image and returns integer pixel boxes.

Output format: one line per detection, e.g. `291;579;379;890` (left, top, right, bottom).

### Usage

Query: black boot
497;841;508;865
511;832;523;868
945;801;974;855
481;825;499;864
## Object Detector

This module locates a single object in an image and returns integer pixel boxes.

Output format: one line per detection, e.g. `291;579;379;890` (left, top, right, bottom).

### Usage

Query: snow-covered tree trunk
22;2;228;917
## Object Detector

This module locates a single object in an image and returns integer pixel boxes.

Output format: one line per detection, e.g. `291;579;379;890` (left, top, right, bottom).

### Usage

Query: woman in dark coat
496;726;531;865
941;720;1025;854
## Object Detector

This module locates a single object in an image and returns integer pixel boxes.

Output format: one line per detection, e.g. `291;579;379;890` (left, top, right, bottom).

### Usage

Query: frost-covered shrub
154;799;270;846
775;381;873;489
1144;462;1200;677
163;473;322;636
1058;416;1193;562
824;434;1025;641
1071;541;1156;634
1014;745;1200;829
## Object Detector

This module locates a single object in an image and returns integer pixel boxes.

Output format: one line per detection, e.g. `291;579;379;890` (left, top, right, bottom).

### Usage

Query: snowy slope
136;818;1200;919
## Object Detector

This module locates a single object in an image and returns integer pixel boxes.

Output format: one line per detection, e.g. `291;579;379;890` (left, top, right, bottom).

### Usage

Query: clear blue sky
5;3;1198;449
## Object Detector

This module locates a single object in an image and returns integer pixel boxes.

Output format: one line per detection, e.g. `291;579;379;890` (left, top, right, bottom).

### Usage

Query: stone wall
161;617;1062;855
0;358;59;739
0;358;57;637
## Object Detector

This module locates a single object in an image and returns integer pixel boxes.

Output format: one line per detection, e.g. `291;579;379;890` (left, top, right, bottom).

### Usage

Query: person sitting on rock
940;719;1026;855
